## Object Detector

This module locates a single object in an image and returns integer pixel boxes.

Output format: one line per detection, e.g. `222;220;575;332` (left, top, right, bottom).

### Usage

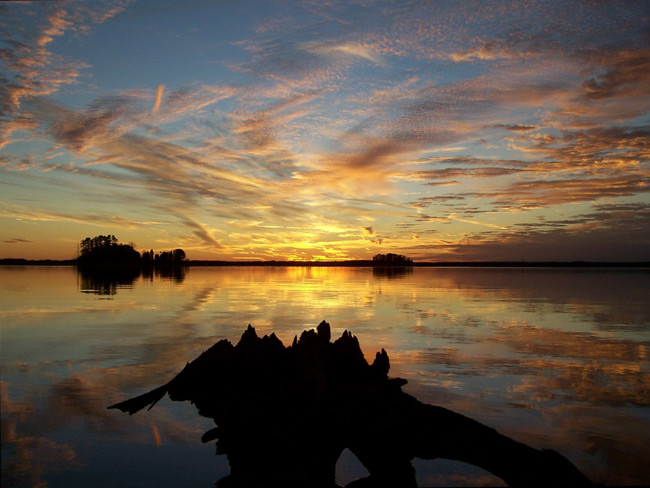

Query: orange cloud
150;424;162;446
152;84;165;114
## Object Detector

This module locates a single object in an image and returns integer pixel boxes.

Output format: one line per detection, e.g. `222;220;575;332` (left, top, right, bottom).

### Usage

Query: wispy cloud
0;2;125;149
3;237;32;244
305;41;385;66
1;1;648;260
1;202;167;229
151;84;164;114
447;214;508;230
405;203;650;262
178;216;222;249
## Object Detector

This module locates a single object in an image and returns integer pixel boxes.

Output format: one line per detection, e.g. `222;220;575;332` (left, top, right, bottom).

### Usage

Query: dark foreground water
1;265;649;487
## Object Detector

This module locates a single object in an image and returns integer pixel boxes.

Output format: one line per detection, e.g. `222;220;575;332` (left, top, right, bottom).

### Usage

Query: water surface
1;266;649;487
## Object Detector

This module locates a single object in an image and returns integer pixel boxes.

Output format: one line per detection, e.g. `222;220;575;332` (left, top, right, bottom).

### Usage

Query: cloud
0;202;168;229
0;3;123;114
1;381;83;487
493;124;538;132
0;2;126;151
3;237;32;244
580;48;650;101
486;175;650;210
405;203;650;262
413;166;524;183
449;39;528;62
0;114;39;150
446;214;507;230
305;41;385;66
178;216;222;249
228;90;320;177
48;95;142;151
2;1;649;261
18;91;358;255
234;27;341;90
528;126;650;169
405;121;649;214
152;84;165;114
413;326;650;407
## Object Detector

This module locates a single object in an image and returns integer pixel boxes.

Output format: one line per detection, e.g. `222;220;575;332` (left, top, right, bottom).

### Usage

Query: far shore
1;258;648;268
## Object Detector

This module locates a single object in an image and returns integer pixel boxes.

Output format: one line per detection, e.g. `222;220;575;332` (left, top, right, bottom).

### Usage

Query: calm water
1;265;649;487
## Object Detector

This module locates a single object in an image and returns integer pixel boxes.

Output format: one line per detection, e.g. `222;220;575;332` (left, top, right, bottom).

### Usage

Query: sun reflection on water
1;265;649;487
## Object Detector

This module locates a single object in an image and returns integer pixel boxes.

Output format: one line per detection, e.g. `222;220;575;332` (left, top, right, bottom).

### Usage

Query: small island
72;235;189;294
372;253;413;266
76;235;187;268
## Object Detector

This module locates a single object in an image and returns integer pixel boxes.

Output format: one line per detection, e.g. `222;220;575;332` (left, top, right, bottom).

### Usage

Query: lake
1;265;649;487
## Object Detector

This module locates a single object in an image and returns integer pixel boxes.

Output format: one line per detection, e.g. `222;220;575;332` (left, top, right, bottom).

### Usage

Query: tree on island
77;235;141;265
153;248;187;266
372;253;413;266
76;235;187;266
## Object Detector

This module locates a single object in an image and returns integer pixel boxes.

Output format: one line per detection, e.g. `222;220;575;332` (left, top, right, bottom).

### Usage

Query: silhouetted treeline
77;235;141;265
76;235;187;267
0;258;76;266
372;253;413;266
141;248;186;266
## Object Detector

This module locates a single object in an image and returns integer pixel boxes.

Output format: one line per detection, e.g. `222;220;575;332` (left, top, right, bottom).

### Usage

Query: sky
1;0;649;262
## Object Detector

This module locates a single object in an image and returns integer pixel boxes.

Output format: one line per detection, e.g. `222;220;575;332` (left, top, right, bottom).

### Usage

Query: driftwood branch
109;321;593;487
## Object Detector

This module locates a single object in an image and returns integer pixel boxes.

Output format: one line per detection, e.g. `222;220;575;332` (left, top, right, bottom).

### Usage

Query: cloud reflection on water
1;266;648;486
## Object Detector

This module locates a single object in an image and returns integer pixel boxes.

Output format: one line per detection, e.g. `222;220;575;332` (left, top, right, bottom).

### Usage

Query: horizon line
1;258;649;268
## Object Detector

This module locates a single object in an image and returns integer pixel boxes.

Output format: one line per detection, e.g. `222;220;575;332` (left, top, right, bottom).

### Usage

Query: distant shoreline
1;258;649;268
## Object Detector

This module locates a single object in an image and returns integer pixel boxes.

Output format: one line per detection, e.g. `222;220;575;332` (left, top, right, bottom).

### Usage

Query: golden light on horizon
0;2;648;263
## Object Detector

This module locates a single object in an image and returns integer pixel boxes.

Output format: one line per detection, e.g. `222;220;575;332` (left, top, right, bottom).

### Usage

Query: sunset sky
1;0;649;261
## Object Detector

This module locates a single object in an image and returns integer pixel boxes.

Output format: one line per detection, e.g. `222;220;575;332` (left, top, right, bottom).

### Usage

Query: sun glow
1;1;648;262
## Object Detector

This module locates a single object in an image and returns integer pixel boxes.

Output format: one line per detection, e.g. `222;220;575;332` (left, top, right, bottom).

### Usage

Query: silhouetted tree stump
109;321;593;487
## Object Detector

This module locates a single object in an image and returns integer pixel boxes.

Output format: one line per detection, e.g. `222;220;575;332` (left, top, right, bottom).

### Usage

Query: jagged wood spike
107;383;169;415
201;427;220;444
